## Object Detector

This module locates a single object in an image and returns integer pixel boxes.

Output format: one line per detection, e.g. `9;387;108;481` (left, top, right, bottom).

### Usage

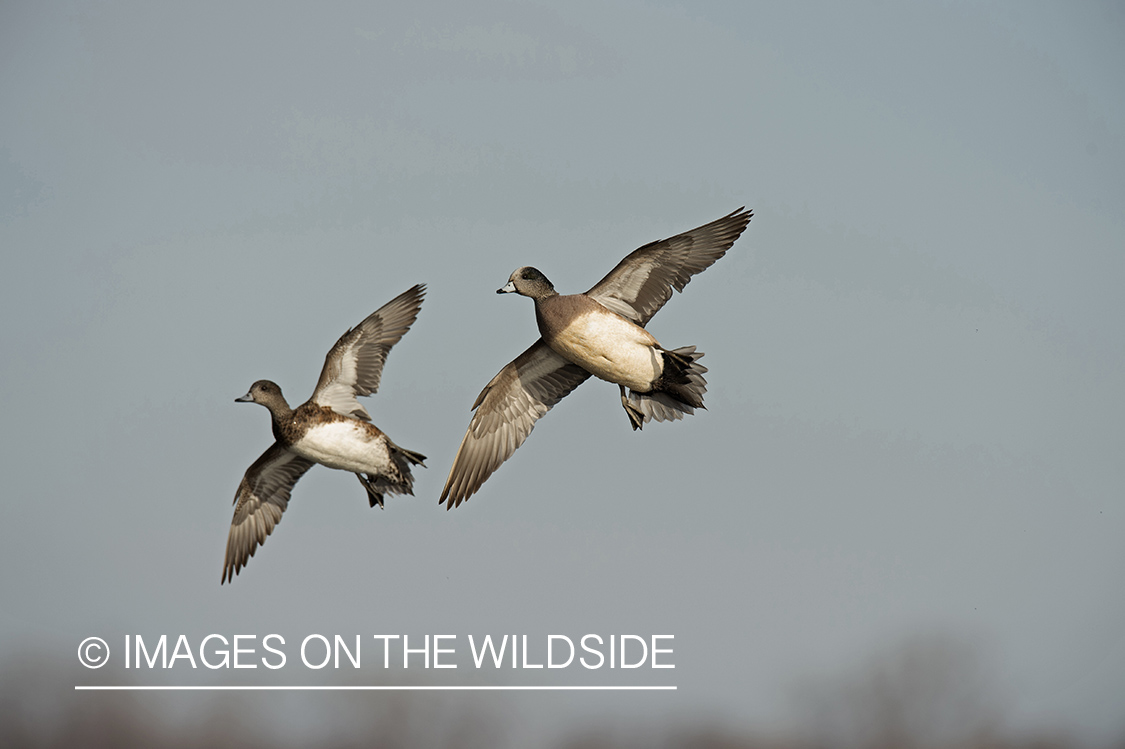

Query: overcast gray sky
2;1;1123;746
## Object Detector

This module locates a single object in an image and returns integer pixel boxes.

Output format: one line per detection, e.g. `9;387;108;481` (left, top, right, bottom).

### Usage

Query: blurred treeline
2;634;1120;749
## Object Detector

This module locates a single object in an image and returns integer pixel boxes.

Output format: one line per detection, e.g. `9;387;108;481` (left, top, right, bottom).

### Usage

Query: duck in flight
440;208;752;509
222;284;427;584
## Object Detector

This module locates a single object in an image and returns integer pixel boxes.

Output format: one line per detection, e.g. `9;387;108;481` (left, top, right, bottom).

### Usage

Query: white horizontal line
75;685;676;691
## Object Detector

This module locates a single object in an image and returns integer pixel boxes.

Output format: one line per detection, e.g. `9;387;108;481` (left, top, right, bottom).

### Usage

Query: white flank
552;311;661;391
294;421;392;474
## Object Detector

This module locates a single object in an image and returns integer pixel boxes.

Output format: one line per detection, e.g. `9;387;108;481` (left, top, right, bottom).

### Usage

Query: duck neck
262;399;295;440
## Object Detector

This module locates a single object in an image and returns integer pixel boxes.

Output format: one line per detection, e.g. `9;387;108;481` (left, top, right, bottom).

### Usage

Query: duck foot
357;474;385;509
619;385;646;431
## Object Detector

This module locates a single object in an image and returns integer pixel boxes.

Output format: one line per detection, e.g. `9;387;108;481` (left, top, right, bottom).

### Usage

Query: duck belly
549;311;661;392
293;421;393;475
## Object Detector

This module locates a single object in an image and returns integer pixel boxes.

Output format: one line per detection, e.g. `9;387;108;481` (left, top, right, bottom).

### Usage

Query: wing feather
312;284;425;420
222;443;316;584
440;341;589;508
586;208;752;325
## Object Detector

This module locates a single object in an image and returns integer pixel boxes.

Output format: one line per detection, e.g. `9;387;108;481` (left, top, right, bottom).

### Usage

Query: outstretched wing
586;208;752;326
440;340;590;508
312;284;426;420
222;443;316;584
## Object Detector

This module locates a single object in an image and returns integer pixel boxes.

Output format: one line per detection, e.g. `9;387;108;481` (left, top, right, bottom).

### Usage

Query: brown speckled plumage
222;284;426;584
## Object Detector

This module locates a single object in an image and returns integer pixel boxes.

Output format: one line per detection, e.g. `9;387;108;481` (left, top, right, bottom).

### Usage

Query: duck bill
497;281;516;294
235;392;255;403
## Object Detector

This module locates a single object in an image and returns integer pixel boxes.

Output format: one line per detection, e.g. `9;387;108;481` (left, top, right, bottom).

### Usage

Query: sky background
2;1;1123;746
